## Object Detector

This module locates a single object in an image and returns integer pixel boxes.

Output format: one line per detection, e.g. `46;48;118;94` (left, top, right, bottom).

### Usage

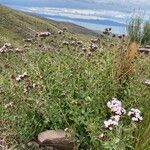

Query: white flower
22;72;27;76
5;102;13;108
111;115;120;122
128;111;133;116
131;108;141;114
32;83;37;88
128;108;143;122
109;127;113;130
139;116;143;121
122;108;126;114
144;80;150;86
99;133;104;138
103;115;120;130
16;72;28;81
132;117;138;121
64;128;69;132
104;120;111;128
16;76;21;81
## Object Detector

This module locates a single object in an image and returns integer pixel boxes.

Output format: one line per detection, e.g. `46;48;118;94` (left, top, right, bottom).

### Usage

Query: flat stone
38;130;74;150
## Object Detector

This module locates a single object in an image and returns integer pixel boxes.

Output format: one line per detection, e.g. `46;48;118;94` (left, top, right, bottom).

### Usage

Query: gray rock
38;130;74;150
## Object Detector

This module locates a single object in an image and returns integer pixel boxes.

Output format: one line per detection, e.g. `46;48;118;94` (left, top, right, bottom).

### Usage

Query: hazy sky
0;0;150;8
0;0;149;16
1;0;149;21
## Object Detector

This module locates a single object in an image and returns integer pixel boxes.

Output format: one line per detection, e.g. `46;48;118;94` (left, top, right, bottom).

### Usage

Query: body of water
47;16;127;34
9;5;128;34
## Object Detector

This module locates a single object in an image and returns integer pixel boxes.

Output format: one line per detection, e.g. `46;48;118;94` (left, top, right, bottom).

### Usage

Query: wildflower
144;80;150;86
23;83;37;93
104;119;113;130
64;128;69;132
97;133;105;141
111;115;120;122
99;133;104;138
32;83;37;88
102;98;143;132
132;117;139;121
107;98;121;108
5;102;13;108
122;108;126;114
128;108;143;122
103;115;120;130
107;98;126;115
16;76;21;81
62;41;69;45
89;43;98;51
16;72;28;81
58;30;63;34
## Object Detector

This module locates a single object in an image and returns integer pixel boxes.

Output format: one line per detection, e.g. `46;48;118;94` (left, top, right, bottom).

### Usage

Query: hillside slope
0;5;97;46
27;13;99;36
1;4;150;150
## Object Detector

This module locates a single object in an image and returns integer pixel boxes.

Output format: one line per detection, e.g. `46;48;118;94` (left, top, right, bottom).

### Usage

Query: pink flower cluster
103;98;143;130
104;115;120;130
128;108;143;122
107;98;126;115
103;98;126;130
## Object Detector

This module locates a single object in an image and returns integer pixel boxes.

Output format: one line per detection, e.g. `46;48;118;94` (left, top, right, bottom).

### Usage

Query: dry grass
116;42;139;80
